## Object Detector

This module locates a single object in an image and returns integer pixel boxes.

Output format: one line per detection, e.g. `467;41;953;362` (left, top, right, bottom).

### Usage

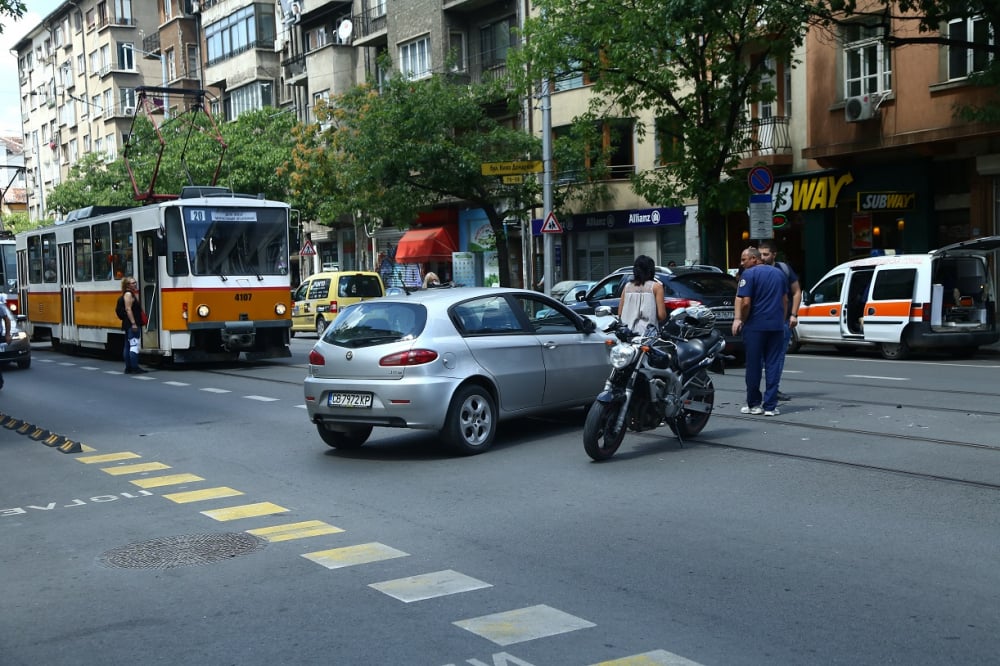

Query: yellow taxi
291;271;385;336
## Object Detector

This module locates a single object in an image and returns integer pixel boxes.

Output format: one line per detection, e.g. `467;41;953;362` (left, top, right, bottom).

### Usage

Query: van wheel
315;317;328;337
880;341;910;360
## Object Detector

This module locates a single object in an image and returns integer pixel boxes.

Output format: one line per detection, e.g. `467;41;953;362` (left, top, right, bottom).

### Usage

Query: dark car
570;265;742;357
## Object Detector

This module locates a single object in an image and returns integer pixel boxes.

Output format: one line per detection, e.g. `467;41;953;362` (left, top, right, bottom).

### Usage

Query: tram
1;234;18;314
15;186;293;362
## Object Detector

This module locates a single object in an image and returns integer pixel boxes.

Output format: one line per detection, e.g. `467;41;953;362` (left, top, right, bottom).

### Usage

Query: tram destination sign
481;160;543;176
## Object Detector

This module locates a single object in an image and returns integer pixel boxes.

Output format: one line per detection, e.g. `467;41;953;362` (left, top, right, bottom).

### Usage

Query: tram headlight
196;304;210;318
275;303;287;316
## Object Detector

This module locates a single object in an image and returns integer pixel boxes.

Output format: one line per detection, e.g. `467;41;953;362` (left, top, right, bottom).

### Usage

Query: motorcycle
583;303;728;461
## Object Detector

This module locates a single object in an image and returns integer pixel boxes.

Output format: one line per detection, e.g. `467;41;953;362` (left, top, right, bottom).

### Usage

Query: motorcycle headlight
609;343;637;369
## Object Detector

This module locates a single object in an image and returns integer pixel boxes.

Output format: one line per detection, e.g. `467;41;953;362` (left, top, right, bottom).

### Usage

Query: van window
338;275;382;298
872;268;916;301
810;274;844;304
307;278;331;299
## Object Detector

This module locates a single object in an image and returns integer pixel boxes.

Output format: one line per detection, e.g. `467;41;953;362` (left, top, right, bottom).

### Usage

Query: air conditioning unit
123;105;135;116
845;95;876;122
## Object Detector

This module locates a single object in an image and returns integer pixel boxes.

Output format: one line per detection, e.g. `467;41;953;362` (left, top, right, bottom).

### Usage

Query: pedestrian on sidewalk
733;247;787;416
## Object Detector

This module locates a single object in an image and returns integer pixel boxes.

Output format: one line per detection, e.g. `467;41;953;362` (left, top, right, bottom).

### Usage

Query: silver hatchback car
304;287;613;455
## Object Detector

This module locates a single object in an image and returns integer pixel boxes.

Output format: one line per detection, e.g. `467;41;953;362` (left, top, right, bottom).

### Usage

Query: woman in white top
618;255;666;336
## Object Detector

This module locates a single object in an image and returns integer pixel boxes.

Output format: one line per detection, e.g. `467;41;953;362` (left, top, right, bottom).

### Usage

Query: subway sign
772;172;854;212
856;191;916;211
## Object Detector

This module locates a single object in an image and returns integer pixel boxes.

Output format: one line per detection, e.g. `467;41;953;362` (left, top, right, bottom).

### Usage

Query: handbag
140;310;149;326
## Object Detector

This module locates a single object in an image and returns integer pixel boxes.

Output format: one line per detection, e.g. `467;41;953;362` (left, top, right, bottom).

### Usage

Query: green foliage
46;108;299;217
1;210;46;235
288;72;547;286
0;1;25;32
512;0;814;266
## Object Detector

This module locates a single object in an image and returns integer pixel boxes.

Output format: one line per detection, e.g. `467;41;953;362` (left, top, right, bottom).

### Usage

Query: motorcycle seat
675;329;722;369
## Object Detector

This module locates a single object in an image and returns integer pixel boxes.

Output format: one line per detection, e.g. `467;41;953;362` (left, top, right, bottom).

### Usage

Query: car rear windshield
668;273;738;299
325;302;426;348
337;275;383;298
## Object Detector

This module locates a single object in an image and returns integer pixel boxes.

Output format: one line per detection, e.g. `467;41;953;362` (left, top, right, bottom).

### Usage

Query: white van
792;237;1000;359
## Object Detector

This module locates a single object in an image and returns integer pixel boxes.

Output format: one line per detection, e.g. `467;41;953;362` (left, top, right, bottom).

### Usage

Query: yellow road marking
162;486;243;503
77;452;141;464
201;502;289;521
246;520;343;542
302;542;408;569
130;473;205;488
101;462;172;476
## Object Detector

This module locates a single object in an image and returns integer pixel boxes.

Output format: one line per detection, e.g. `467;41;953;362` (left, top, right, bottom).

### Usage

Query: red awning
394;227;457;263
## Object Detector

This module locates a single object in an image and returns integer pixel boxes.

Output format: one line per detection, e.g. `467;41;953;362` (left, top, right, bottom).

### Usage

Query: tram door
137;231;161;351
58;242;77;343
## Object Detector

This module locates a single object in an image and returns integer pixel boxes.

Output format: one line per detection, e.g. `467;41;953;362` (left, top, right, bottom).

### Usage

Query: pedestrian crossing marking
162;486;244;503
302;542;408;569
201;388;231;393
130;473;205;488
590;650;706;666
77;452;141;464
369;569;492;603
101;462;172;475
453;604;595;646
244;395;279;402
201;502;289;521
247;520;343;542
163;381;190;387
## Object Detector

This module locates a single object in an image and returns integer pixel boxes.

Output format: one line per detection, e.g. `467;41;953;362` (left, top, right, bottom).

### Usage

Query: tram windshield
183;207;289;277
1;241;15;292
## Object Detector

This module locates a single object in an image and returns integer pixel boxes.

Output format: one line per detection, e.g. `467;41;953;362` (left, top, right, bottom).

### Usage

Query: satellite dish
337;19;353;42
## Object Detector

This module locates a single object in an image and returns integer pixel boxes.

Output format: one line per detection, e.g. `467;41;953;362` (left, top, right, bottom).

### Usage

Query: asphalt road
1;339;998;665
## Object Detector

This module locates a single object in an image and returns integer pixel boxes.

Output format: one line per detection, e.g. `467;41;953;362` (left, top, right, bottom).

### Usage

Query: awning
394;227;457;263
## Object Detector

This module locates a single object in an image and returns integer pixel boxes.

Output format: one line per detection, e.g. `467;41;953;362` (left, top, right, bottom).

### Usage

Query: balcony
282;52;307;85
734;116;793;169
143;33;162;56
351;7;387;47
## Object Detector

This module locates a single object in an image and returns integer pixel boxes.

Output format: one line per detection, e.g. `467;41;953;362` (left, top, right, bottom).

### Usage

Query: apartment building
1;136;27;222
793;11;1000;286
14;1;168;220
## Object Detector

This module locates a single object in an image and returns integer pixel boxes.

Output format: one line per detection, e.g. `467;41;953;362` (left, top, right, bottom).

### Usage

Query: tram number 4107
235;293;252;301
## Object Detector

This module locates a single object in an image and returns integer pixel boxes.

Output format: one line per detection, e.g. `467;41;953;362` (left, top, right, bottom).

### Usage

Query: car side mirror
580;317;596;333
595;305;614;316
802;292;813;306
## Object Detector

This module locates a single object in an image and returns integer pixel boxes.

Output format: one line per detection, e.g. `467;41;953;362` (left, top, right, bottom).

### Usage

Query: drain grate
101;532;267;569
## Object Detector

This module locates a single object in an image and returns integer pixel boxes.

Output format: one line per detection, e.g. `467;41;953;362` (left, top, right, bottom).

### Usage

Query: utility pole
541;78;553;296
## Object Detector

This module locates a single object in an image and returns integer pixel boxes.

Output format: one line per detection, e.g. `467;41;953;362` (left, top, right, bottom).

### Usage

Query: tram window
164;208;189;276
27;235;43;283
74;227;93;281
41;232;57;283
92;222;113;280
110;219;133;280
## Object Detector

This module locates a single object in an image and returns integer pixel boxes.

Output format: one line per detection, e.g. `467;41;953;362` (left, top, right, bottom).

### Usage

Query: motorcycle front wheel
583;401;627;461
670;376;715;439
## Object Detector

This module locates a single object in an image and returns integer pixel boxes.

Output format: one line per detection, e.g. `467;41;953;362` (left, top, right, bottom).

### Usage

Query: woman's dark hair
633;255;655;284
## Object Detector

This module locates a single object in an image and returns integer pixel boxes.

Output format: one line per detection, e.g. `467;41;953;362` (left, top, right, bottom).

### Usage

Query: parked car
291;271;385;337
0;314;31;369
559;281;596;305
304;287;613;455
549;280;594;302
570;265;742;357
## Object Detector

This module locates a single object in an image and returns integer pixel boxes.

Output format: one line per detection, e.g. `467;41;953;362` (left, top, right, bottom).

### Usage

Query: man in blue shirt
758;239;801;401
733;247;788;416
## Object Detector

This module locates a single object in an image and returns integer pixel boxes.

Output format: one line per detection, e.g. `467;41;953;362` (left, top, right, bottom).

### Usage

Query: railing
353;6;388;40
735;116;792;159
143;33;161;56
282;52;306;80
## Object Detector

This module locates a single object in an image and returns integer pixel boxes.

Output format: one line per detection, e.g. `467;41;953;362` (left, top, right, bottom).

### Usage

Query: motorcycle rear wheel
583;401;627;461
670;377;715;439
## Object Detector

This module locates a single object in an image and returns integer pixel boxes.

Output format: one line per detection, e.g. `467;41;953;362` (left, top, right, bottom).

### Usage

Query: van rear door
860;263;918;344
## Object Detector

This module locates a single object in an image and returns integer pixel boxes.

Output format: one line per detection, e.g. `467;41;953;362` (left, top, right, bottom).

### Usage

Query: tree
286;72;546;287
0;1;25;32
0;211;45;235
513;0;823;267
46;108;300;216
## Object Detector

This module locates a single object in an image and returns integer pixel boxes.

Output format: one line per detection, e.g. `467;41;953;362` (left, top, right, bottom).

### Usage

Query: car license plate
713;310;734;321
328;392;373;408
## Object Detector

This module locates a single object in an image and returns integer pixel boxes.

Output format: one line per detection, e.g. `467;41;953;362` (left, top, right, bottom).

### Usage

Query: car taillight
329;300;338;313
308;349;326;365
665;298;699;309
380;349;438;366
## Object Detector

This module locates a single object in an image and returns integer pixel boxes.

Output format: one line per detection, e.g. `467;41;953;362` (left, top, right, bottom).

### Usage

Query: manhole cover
101;532;267;569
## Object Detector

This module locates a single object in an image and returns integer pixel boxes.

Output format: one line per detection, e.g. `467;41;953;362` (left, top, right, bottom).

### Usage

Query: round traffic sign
748;166;773;194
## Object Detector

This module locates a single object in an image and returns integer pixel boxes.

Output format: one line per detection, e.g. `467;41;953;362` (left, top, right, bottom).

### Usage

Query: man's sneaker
764;408;780;416
776;391;791;401
740;405;764;415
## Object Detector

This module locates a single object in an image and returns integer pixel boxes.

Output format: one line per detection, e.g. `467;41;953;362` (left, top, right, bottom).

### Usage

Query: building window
162;0;172;21
120;87;136;113
843;20;892;98
187;45;198;79
948;16;993;80
368;0;386;18
224;81;273;121
400;35;430;80
118;43;136;70
654;116;684;166
448;32;466;72
204;4;276;66
167;48;176;80
480;16;515;69
306;26;328;51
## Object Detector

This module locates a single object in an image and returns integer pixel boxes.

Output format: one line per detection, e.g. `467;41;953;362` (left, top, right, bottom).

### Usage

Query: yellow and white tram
16;187;292;362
